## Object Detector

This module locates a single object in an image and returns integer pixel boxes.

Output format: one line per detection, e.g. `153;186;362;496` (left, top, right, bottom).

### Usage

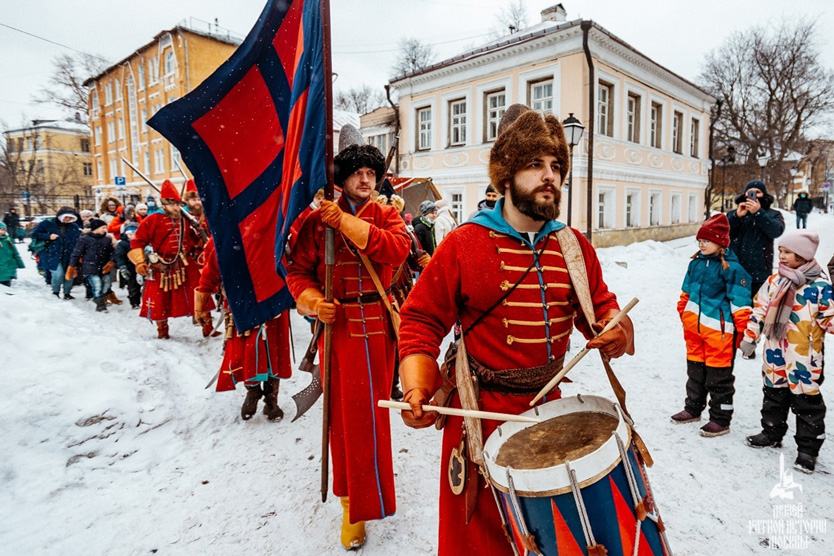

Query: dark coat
412;216;436;256
726;200;785;288
3;211;20;229
0;235;24;281
69;232;114;277
792;196;813;215
32;208;81;271
114;237;135;272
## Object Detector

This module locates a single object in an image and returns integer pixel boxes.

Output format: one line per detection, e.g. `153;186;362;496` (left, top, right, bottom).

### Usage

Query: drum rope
615;433;647;555
483;457;521;556
505;468;536;554
565;461;597;547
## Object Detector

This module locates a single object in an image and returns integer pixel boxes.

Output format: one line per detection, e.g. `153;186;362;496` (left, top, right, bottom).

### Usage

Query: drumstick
378;400;541;424
529;297;639;406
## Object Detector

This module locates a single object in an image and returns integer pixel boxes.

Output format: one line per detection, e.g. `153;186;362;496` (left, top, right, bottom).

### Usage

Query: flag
148;0;327;332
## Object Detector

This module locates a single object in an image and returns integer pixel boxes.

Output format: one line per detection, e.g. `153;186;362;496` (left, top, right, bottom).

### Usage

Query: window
144;151;151;174
625;190;640;227
171;145;180;169
449;99;467;146
597;83;613;137
118;119;125;140
154;148;165;174
138;65;145;89
95;126;102;146
33;135;41;150
141;109;148;133
115;78;121;100
417;107;432;150
6;138;13;152
36;160;44;174
485;91;506;142
672;111;683;154
690;119;700;158
81;138;90;152
650;103;662;149
688;193;698;223
649;191;662;226
597;188;614;229
109;159;117;180
530;80;553;115
83;162;93;176
17;138;23;152
165;51;176;75
96;161;103;181
626;93;640;143
149;59;158;83
105;82;113;105
450;191;463;223
670;193;681;224
26;137;33;150
91;91;99;110
367;134;387;153
107;121;115;143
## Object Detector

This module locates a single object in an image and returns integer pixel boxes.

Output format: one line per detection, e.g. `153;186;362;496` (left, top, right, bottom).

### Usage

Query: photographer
726;180;785;296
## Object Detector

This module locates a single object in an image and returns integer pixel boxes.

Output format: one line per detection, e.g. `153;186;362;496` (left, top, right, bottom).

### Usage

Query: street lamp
720;145;736;211
757;151;769;182
562;113;584;227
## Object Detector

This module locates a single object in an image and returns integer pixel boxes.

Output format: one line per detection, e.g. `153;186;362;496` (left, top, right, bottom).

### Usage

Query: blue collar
467;198;566;248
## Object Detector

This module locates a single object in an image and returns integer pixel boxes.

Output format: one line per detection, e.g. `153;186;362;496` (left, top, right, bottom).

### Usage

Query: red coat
131;212;205;321
198;239;291;390
398;217;620;556
286;196;410;523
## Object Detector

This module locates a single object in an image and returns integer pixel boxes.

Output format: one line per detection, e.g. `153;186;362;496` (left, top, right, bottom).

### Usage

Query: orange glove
102;261;115;275
319;200;343;228
399;354;443;429
417;253;431;268
135;263;149;277
320;200;370;249
585;310;635;359
194;290;213;336
65;266;78;281
296;287;340;324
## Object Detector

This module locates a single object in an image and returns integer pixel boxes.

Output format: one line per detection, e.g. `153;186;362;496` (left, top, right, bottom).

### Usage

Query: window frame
529;79;553;115
690;118;700;158
416;106;432;151
649;190;663;226
448;98;467;147
672;111;683;154
625;188;641;228
650;102;663;149
484;90;506;143
688;193;698;223
597;82;614;137
626;93;641;144
596;186;616;230
670;191;682;224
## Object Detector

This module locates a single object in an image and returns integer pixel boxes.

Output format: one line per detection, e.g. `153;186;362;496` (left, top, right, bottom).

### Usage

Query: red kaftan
286;196;410;523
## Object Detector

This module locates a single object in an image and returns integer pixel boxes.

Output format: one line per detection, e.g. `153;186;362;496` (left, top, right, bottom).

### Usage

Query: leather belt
338;287;392;306
468;354;565;395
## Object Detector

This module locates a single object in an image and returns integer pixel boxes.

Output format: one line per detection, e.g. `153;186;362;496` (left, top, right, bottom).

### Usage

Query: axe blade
291;365;322;422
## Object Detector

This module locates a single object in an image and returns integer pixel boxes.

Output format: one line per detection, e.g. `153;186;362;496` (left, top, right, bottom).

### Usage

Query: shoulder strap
357;251;401;339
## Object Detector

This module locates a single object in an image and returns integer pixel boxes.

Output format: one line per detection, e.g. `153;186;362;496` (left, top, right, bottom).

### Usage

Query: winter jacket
792;196;813;215
433;206;457;245
412;216;436;256
32;208;81;271
678;248;752;344
744;273;834;395
69;232;114;277
0;234;24;281
726;202;785;288
3;211;20;230
114;237;135;273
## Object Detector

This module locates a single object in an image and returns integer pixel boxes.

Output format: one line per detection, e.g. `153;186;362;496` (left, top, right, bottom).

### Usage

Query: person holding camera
727;180;785;298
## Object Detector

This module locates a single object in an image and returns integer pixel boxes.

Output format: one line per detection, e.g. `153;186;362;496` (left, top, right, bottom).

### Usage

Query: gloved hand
64;266;77;281
102;260;115;275
194;290;213;336
135;262;149;277
586;310;635;359
320;200;370;249
417;253;431;268
119;266;130;281
399;354;442;429
740;339;756;359
319;200;343;228
296;288;340;324
127;248;148;276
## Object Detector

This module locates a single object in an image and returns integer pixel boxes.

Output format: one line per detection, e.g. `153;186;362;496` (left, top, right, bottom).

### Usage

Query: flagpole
320;0;335;505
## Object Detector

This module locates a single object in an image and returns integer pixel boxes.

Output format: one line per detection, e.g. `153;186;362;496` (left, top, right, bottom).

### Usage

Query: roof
360;106;396;128
4;119;90;136
390;18;711;98
84;23;243;86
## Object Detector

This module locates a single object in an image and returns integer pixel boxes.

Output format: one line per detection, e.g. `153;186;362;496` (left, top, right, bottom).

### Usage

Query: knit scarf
762;260;822;340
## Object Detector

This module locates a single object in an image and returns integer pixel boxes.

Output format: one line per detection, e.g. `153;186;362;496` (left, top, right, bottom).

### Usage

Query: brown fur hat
488;105;570;192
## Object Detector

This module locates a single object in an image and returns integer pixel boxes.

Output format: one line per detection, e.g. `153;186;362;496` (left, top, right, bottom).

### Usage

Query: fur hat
334;144;385;186
697;213;730;248
420;200;437;216
488;105;570;192
88;218;107;232
779;229;819;261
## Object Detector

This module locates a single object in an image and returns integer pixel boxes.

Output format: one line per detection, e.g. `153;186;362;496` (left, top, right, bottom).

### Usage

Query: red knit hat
697;213;730;248
160;179;181;203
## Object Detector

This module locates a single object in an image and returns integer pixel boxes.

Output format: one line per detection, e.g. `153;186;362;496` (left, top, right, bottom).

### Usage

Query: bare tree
335;85;386;115
699;20;834;207
391;38;436;79
489;0;529;38
33;53;108;123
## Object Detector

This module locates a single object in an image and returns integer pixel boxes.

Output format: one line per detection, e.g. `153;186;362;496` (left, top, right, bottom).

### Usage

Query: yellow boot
340;497;366;550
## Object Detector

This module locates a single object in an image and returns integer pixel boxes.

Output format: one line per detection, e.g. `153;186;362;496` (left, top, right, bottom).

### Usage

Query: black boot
746;432;782;448
241;385;263;420
262;378;284;421
94;297;108;312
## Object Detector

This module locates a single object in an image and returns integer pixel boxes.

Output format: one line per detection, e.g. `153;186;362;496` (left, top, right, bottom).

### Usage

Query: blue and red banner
149;0;327;332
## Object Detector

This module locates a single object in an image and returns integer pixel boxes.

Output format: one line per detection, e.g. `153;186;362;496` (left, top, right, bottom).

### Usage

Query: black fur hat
334;144;385;186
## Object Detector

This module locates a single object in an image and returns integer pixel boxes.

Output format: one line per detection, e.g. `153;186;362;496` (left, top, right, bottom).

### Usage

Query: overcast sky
2;0;833;129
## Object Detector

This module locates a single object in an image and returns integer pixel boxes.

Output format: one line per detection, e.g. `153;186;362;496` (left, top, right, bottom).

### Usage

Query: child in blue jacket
673;213;753;437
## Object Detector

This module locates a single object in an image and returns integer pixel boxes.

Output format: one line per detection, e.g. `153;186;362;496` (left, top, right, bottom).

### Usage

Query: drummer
397;104;635;555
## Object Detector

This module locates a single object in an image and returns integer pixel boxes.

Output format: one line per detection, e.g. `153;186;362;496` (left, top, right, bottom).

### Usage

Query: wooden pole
378;400;541;424
320;0;335;505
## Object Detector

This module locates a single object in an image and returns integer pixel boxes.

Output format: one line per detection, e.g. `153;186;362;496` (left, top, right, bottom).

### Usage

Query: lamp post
789;167;798;209
757;151;769;182
720;145;735;211
561;113;584;227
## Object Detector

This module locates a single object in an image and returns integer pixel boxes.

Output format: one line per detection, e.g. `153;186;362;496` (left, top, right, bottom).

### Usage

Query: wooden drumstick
529;297;639;406
378;400;541;424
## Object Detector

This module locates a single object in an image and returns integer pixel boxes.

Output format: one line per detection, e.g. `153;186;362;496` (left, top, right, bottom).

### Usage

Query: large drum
482;395;671;556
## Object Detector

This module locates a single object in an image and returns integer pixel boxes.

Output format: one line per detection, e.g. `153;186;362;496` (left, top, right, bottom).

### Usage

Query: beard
509;180;561;222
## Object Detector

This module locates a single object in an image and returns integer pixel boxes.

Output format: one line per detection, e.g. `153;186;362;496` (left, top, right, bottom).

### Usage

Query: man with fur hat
127;180;210;339
396;104;634;555
286;135;410;550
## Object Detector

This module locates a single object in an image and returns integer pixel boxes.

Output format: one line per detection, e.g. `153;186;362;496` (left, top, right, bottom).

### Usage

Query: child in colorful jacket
673;213;753;437
740;230;832;473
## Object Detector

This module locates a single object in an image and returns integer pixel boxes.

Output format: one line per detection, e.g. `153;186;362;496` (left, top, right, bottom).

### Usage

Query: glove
740;339;756;358
399;354;443;429
194;290;213;336
119;266;130;281
585;310;635;359
417;253;431;268
64;266;78;281
319;200;343;228
127;248;148;276
295;288;340;324
102;261;115;275
135;262;149;277
320;200;370;249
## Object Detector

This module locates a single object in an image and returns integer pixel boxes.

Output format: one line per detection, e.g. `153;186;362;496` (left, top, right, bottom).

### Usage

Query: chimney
541;4;567;23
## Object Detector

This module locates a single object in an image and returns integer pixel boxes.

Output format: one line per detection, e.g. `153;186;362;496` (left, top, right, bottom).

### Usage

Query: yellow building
84;22;241;207
390;5;715;246
3;119;93;216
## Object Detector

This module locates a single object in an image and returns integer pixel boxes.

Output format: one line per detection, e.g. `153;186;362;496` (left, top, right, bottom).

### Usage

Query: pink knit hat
779;230;819;261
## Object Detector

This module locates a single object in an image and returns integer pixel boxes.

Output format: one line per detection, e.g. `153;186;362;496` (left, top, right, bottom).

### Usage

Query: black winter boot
794;452;817;474
94;297;108;312
746;432;782;448
262;378;284;421
241;385;263;420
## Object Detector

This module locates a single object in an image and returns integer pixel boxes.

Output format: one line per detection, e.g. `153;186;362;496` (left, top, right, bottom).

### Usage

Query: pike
173;157;191;198
120;156;209;243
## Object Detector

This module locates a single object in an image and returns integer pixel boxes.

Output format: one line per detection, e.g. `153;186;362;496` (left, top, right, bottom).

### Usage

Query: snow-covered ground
1;210;832;555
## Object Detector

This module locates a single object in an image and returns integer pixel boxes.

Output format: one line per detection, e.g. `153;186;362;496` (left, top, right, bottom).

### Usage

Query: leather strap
357;252;401;339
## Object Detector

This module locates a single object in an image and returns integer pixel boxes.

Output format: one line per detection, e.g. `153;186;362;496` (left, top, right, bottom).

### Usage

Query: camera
746;189;758;201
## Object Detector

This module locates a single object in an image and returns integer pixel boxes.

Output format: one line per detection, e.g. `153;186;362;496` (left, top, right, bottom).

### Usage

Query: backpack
28;237;49;255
